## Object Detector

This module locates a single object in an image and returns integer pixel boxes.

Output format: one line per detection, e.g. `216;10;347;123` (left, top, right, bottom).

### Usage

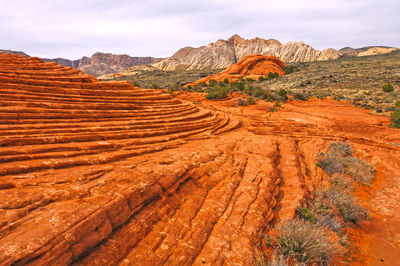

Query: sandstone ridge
153;34;341;71
187;54;286;86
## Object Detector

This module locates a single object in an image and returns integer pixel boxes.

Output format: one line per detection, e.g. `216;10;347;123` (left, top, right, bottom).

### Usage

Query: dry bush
253;249;289;266
275;219;338;264
324;188;368;223
317;142;376;185
343;157;376;184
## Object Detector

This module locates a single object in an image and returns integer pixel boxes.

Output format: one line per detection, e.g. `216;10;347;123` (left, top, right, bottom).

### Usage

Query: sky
0;0;399;59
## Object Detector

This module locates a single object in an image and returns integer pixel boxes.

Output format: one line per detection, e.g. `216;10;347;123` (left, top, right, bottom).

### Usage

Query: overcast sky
1;0;399;59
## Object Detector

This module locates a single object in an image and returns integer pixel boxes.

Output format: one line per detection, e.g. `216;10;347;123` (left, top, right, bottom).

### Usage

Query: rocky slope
153;34;341;71
339;46;398;57
47;52;163;77
187;54;286;86
153;35;399;71
1;53;400;265
0;49;30;57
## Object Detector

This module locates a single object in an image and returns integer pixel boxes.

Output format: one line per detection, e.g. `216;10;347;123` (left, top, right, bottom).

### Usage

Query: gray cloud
0;0;398;59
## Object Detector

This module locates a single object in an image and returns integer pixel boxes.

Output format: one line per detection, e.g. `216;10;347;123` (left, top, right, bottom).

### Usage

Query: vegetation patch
257;142;372;265
317;142;376;184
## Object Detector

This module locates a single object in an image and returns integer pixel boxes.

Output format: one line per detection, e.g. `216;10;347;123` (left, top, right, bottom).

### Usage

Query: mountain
153;35;342;71
45;52;163;77
0;50;163;77
339;46;398;57
74;52;163;77
0;49;30;57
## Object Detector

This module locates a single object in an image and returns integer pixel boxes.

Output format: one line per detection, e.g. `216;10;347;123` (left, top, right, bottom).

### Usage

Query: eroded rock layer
0;54;239;265
1;53;400;265
187;54;286;86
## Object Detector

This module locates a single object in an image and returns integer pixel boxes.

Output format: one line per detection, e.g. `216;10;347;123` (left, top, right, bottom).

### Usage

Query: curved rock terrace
187;54;286;86
1;53;400;265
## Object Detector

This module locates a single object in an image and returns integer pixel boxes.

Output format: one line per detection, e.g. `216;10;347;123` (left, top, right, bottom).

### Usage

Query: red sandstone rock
0;53;399;265
186;54;286;86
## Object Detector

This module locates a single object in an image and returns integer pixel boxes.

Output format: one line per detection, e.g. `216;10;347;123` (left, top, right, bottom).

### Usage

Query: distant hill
0;50;163;77
0;49;30;57
153;34;342;71
153;35;399;71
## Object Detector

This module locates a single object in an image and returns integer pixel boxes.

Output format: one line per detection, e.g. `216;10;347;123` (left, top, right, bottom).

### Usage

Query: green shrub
382;83;394;93
391;109;400;128
223;78;229;84
199;82;207;87
238;98;248;106
206;87;228;100
246;78;255;83
247;97;256;105
253;88;268;98
230;81;245;91
275;219;337;264
132;80;141;87
268;72;279;79
384;106;396;112
151;83;160;89
296;207;316;223
293;92;309;101
284;65;296;74
258;76;266;82
277;89;288;101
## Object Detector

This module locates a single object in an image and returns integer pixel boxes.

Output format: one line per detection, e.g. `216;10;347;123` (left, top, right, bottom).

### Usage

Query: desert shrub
384;106;396;112
395;101;400;108
293;92;309;101
132;80;141;87
246;78;255;83
330;142;352;156
382;83;394;93
317;142;375;184
253;249;289;266
275;219;337;264
268;72;279;79
258;76;266;82
343;156;376;184
223;78;229;84
208;79;217;86
284;65;296;74
199;82;207;87
243;83;255;96
324;188;368;223
277;89;288;101
330;174;351;190
391;109;400;128
253;87;268;98
334;94;345;101
300;192;341;232
247;97;256;105
230;81;245;91
206;87;228;100
151;83;160;89
296;207;316;223
237;98;248;106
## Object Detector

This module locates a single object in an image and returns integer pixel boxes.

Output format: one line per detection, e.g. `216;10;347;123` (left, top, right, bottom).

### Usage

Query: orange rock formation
1;53;399;265
187;54;286;86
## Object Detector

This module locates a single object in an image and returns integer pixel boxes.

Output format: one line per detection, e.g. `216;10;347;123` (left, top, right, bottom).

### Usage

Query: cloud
0;0;398;59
